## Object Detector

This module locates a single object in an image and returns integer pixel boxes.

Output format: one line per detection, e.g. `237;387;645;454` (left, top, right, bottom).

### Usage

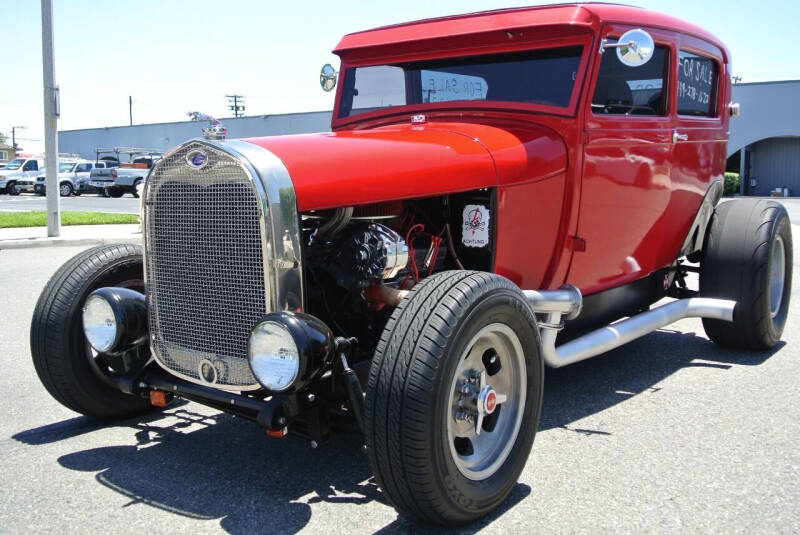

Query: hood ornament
187;111;227;140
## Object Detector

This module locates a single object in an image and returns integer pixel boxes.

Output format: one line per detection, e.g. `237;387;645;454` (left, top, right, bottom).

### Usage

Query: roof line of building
59;109;333;133
735;79;800;87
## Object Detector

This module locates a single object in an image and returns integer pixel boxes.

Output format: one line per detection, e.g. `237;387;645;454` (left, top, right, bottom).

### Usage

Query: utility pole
11;125;26;152
41;0;60;237
129;95;133;126
226;94;245;118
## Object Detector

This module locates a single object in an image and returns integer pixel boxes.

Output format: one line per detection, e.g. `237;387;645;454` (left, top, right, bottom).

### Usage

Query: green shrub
724;172;740;195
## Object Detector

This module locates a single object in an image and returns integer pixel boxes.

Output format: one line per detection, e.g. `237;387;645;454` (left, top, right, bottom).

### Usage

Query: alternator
329;224;409;289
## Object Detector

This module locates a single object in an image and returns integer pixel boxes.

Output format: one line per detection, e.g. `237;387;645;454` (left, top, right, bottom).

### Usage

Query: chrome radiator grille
144;142;266;390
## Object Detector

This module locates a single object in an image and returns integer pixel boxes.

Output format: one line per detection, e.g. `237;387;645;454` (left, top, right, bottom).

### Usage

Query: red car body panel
249;4;731;295
244;121;567;212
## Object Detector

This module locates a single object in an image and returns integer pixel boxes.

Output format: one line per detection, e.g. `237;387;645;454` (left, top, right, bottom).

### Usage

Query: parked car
30;4;792;527
0;157;44;194
33;160;115;196
86;148;161;197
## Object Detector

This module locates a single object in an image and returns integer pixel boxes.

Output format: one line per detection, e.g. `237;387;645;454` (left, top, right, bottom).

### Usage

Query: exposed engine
302;193;493;352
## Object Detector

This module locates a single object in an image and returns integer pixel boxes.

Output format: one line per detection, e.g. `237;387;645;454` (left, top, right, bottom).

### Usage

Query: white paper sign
462;204;490;248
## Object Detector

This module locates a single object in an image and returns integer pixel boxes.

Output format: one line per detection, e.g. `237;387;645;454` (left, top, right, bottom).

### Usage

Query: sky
1;0;798;154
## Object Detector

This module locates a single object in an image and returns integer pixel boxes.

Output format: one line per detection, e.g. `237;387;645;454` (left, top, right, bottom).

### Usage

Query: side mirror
600;28;655;67
320;63;338;92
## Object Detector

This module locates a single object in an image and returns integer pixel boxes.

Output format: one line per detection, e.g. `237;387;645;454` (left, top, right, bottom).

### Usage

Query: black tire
108;189;124;198
30;244;152;419
59;182;73;197
8;181;19;195
365;271;543;525
132;179;142;198
701;199;793;349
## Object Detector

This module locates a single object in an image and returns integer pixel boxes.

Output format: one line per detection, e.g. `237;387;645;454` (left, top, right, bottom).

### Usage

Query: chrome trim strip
226;139;304;312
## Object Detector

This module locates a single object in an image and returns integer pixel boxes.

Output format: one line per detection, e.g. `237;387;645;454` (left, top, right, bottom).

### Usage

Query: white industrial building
58;80;800;196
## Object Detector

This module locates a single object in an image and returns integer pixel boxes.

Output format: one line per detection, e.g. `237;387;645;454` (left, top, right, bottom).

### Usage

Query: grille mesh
144;142;266;389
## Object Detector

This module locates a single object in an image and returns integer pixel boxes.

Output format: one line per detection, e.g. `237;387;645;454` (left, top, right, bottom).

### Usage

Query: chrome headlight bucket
247;312;335;393
82;287;148;355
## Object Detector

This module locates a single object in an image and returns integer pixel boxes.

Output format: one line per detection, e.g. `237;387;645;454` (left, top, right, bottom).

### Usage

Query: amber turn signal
266;427;288;438
149;390;168;407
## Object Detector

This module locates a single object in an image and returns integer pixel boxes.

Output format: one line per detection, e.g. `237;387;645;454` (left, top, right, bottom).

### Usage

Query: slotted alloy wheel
446;323;526;480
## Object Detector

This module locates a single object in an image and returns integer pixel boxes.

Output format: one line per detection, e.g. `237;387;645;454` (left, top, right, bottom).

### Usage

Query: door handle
672;130;689;143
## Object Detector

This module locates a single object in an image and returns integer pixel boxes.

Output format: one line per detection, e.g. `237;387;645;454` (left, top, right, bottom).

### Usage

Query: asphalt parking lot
0;229;798;533
0;193;140;214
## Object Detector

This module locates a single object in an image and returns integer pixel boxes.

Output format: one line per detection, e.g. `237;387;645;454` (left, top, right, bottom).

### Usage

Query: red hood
244;122;566;212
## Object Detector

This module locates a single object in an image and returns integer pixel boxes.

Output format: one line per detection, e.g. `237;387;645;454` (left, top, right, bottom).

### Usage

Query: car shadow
11;329;784;533
540;329;785;433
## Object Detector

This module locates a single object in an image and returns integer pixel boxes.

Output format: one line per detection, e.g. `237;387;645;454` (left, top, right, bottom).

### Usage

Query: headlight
248;321;300;391
82;287;148;354
247;312;336;393
83;294;118;352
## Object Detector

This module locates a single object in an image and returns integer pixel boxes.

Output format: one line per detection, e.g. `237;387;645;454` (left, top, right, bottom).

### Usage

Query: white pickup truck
24;160;116;196
0;157;45;194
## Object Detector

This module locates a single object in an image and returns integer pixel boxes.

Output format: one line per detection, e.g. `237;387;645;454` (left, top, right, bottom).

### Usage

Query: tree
0;131;7;145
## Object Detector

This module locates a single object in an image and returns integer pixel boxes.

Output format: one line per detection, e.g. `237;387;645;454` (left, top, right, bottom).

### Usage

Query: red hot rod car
31;3;792;526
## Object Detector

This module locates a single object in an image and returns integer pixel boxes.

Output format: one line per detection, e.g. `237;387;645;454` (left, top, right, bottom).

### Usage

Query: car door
22;159;40;180
567;25;676;295
671;35;727;211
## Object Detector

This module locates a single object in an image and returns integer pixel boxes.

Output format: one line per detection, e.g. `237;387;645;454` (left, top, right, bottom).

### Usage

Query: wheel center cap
484;389;497;414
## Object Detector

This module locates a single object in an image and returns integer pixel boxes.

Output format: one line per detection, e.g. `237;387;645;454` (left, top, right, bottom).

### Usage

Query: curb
0;235;142;250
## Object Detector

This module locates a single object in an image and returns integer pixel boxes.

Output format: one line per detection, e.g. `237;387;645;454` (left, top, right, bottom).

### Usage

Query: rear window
339;46;584;118
678;51;718;117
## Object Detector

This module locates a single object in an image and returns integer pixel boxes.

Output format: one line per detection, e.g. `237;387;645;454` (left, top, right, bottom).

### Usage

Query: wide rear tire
30;244;153;418
365;271;543;525
700;199;793;349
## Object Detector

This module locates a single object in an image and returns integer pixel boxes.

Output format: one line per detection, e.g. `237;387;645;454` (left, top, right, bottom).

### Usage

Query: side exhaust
524;286;736;368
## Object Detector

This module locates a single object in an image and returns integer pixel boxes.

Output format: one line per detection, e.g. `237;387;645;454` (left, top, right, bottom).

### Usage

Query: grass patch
0;211;139;228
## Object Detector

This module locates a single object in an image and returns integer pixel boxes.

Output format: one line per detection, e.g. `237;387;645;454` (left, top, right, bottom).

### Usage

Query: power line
226;94;245;118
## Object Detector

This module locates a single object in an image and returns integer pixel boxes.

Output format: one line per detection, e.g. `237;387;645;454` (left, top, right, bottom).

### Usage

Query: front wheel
8;182;19;195
365;271;543;525
59;182;73;197
701;199;793;349
30;244;153;418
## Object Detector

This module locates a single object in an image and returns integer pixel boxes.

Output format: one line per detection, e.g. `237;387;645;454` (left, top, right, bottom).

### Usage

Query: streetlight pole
41;0;60;237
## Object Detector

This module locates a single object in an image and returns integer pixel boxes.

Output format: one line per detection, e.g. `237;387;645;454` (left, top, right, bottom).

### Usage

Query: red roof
334;3;725;56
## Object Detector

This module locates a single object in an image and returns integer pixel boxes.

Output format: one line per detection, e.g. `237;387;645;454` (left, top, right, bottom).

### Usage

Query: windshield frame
59;162;77;173
332;33;593;128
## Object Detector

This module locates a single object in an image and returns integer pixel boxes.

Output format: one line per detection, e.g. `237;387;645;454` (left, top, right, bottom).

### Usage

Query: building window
592;44;669;116
678;51;718;117
0;151;7;161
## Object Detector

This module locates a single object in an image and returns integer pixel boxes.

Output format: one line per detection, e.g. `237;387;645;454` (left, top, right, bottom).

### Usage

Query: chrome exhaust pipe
525;286;736;368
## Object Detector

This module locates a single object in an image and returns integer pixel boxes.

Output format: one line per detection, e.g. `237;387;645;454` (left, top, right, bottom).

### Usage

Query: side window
23;160;38;171
592;43;669;116
678;51;717;117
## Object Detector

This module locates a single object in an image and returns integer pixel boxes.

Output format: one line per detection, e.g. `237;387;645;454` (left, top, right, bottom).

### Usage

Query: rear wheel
701;199;793;349
132;178;142;198
108;189;124;198
365;271;543;525
30;244;153;418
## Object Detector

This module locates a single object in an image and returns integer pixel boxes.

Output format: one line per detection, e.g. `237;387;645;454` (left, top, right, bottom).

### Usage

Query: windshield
339;46;583;119
4;158;24;170
59;162;76;172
